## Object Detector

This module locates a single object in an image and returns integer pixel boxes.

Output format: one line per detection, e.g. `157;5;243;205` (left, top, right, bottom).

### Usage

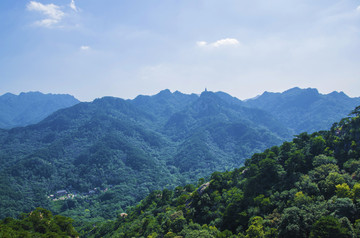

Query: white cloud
80;46;90;50
27;1;64;27
197;38;240;48
196;41;207;47
212;38;240;47
70;0;78;12
357;5;360;12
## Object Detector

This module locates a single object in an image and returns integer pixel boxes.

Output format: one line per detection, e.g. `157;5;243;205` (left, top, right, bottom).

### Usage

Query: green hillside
0;208;79;238
0;88;359;228
86;106;360;237
0;91;288;223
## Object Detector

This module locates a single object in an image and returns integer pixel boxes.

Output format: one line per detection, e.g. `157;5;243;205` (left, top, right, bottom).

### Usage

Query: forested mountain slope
0;90;287;222
88;107;360;238
0;96;176;222
244;87;360;134
0;208;79;237
0;92;80;129
0;88;358;227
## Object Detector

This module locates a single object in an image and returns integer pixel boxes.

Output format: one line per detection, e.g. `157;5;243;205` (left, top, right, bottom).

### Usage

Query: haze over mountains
244;87;360;134
0;87;359;223
0;92;79;129
1;87;359;133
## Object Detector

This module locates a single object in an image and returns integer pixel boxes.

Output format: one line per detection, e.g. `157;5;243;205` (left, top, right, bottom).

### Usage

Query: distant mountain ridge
0;92;80;129
243;87;360;134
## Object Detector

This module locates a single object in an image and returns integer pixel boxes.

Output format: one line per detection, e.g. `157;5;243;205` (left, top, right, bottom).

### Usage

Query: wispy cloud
197;38;240;48
27;1;64;27
70;0;78;12
196;41;207;47
80;46;90;50
357;5;360;12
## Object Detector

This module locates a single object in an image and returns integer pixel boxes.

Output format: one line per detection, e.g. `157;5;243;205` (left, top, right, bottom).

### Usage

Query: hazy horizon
1;0;359;101
1;86;358;103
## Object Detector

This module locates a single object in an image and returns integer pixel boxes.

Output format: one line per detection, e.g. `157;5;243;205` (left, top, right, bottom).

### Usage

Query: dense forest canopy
80;106;360;237
1;105;360;237
0;207;79;237
0;89;359;236
0;90;288;223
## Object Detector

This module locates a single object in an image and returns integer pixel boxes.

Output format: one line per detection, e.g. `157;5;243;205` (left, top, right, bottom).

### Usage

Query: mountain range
0;92;80;129
2;94;360;237
0;87;359;223
243;87;360;134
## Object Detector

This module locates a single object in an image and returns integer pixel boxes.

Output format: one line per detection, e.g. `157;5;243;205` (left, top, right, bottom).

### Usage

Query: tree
246;216;265;238
295;175;320;196
312;155;337;167
310;136;326;156
309;216;349;238
336;183;352;198
0;208;79;237
352;183;360;200
339;217;355;238
285;150;306;174
319;172;346;198
294;191;312;205
330;198;355;219
349;105;360;117
278;207;306;238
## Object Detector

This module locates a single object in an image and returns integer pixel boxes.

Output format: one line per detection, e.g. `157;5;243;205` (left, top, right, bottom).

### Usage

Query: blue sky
0;0;359;101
